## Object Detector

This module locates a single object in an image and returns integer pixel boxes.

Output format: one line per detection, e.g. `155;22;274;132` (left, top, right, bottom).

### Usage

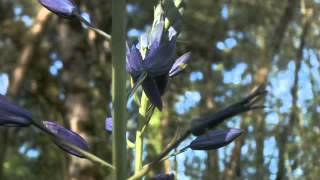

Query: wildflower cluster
0;0;267;179
126;19;191;110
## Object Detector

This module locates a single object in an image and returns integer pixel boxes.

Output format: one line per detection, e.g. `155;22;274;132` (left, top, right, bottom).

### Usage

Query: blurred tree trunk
223;0;298;178
0;129;8;179
56;21;97;179
253;0;298;177
253;65;268;177
66;94;95;180
205;151;219;179
0;8;51;179
223;121;246;180
276;9;311;180
202;64;220;179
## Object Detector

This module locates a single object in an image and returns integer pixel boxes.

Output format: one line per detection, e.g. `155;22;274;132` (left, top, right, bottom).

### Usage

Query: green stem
89;27;111;41
127;71;148;101
134;93;149;177
160;145;189;162
134;131;143;173
129;130;191;180
140;105;155;135
75;12;112;41
111;0;127;179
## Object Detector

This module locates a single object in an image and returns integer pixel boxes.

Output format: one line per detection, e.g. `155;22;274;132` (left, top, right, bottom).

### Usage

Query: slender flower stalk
128;130;191;180
111;0;127;179
135;93;149;176
74;13;111;41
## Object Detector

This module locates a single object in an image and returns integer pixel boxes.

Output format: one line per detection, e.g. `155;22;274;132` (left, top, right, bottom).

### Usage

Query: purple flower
0;95;32;127
151;173;175;180
190;128;243;150
126;21;191;110
105;117;112;133
43;121;89;158
38;0;80;18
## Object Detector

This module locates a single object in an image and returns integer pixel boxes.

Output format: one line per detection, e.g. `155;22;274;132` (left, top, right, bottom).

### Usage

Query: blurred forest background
1;0;320;179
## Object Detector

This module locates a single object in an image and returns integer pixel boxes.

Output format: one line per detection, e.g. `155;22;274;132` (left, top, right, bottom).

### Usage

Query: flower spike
126;19;191;110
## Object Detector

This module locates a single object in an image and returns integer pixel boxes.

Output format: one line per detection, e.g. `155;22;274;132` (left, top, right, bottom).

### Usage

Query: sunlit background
1;0;320;179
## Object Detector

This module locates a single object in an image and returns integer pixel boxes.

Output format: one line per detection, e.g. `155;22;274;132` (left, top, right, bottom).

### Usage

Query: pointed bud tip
226;128;243;141
190;128;243;151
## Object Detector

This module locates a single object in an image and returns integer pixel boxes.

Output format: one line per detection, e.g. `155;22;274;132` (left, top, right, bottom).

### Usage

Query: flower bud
43;121;89;158
39;0;80;18
190;128;243;150
105;117;112;134
0;95;32;127
151;173;175;180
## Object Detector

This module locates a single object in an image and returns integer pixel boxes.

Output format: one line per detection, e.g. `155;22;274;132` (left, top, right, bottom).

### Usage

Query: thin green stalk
129;130;191;180
88;27;111;41
127;71;148;101
140;105;155;135
111;0;127;179
135;93;149;176
134;131;143;173
75;12;112;41
159;145;189;162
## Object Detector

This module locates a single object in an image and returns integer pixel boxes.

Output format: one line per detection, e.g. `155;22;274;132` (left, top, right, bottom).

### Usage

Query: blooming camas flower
0;95;32;127
38;0;80;18
43;121;89;158
190;128;242;150
126;21;191;110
